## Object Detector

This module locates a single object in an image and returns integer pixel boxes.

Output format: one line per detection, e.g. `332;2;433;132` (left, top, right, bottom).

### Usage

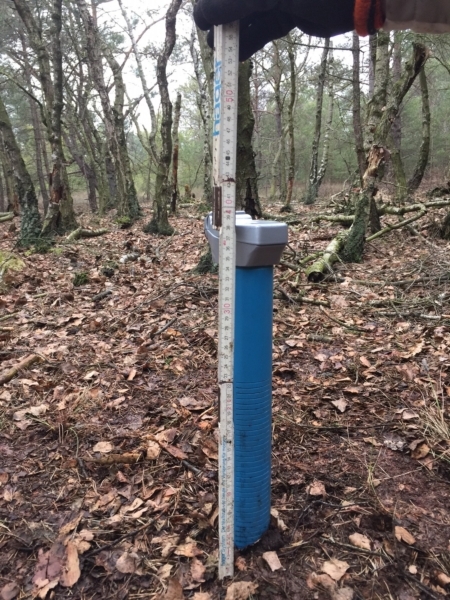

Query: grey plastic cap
204;212;288;267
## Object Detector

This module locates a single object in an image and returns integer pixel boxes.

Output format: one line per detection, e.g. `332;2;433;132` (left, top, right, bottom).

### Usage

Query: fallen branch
319;306;366;333
0;212;14;223
366;207;427;242
0;312;18;323
275;286;330;307
0;354;43;385
66;227;109;242
305;231;348;283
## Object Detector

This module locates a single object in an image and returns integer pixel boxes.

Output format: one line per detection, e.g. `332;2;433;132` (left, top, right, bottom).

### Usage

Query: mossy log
66;227;109;242
305;230;348;282
0;213;14;223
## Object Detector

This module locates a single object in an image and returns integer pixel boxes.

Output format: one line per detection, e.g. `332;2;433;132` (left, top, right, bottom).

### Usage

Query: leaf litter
0;205;450;598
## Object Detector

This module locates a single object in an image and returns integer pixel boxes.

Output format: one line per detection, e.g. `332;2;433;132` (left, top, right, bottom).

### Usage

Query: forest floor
0;201;450;600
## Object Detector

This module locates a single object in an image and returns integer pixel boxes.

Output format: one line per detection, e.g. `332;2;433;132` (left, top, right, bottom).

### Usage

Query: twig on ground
84;521;154;558
0;354;43;385
319;306;366;333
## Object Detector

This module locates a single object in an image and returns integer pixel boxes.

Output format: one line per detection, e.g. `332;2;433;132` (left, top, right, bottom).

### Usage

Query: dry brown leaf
36;580;58;600
321;558;350;581
364;437;382;447
411;442;430;460
155;428;178;444
225;581;258;600
307;573;354;600
3;486;14;502
192;594;212;600
307;480;326;497
0;582;19;600
115;551;140;574
270;508;288;532
157;564;173;580
72;530;93;554
147;441;161;460
175;541;202;557
157;578;184;600
235;556;248;571
93;441;113;453
60;542;81;587
201;438;218;460
359;356;371;368
349;533;371;550
164;444;188;460
436;572;450;586
395;526;415;545
190;557;206;582
331;399;348;413
401;409;419;421
0;473;9;486
262;551;283;571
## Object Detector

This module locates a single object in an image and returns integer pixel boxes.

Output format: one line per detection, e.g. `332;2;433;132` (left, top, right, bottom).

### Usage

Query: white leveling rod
212;21;240;580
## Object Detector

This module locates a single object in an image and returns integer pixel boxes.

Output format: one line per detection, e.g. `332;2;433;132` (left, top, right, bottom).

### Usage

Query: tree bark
145;0;182;235
171;93;182;214
270;41;286;203
341;39;429;263
20;29;50;214
76;0;140;221
0;140;19;215
407;65;431;195
0;166;4;214
283;34;296;212
0;94;42;246
352;32;365;183
236;61;262;218
304;38;331;205
12;0;76;233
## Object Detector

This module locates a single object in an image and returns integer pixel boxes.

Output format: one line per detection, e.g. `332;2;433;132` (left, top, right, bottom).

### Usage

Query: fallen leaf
36;580;58;600
157;578;183;600
349;533;371;550
164;444;188;460
155;428;178;444
0;582;19;600
0;473;9;486
270;508;288;531
13;403;48;421
364;437;382;447
360;356;371;368
157;564;173;580
307;480;326;497
408;565;418;575
395;526;415;545
190;557;206;582
401;409;419;421
3;486;14;502
225;581;258;600
179;397;210;410
235;556;247;571
60;542;80;587
436;572;450;586
331;399;348;413
411;441;430;460
321;558;350;581
193;594;212;600
175;541;202;557
115;551;140;574
147;441;161;460
93;441;113;453
201;438;218;460
262;551;283;571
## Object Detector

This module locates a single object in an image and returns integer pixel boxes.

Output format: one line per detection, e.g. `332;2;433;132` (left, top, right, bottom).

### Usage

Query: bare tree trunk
341;38;429;263
145;0;182;235
13;0;76;234
352;32;365;183
407;66;431;195
270;41;286;203
236;61;262;218
304;38;331;205
0;166;4;213
190;25;213;205
282;34;296;212
0;139;19;214
0;94;41;246
368;34;377;98
171;92;182;214
390;32;408;204
76;0;139;221
20;30;50;214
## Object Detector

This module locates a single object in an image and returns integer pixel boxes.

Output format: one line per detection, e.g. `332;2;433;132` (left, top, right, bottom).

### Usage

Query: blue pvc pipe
234;266;273;548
